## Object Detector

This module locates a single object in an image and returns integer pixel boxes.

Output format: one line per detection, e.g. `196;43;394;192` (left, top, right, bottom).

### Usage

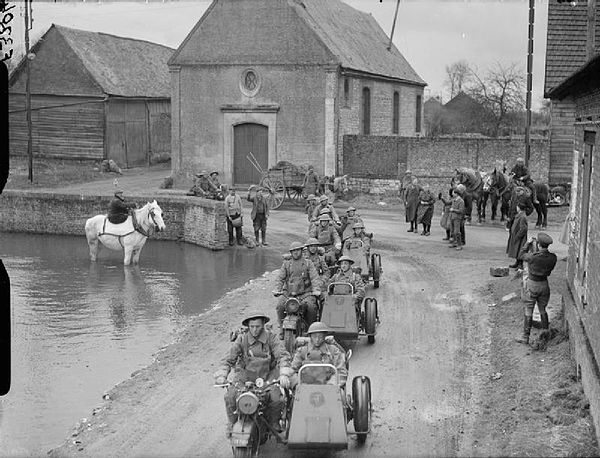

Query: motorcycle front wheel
232;424;258;458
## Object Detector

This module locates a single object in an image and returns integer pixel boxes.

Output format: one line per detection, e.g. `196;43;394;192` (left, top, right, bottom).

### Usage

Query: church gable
169;0;336;66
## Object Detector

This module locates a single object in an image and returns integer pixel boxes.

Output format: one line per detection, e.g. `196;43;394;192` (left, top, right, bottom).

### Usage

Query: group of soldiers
186;170;226;200
214;197;374;439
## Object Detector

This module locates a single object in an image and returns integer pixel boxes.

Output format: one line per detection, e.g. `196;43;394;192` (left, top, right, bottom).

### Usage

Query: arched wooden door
233;123;268;185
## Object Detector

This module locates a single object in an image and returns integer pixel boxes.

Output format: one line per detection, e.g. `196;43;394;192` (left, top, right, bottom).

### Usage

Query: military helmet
353;222;365;229
318;214;331;222
305;237;320;247
337;255;355;265
196;170;208;177
307;194;316;201
319;207;332;215
241;312;270;327
114;189;124;196
307;321;330;335
289;241;304;252
346;206;356;213
456;184;466;194
209;170;219;176
319;195;328;202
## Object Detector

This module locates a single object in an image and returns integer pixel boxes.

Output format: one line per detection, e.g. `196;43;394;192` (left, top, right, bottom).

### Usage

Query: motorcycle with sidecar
342;237;382;288
287;362;372;448
273;291;321;354
320;282;379;345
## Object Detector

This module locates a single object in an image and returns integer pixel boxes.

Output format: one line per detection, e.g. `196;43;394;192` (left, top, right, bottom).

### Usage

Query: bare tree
445;60;471;99
467;62;525;137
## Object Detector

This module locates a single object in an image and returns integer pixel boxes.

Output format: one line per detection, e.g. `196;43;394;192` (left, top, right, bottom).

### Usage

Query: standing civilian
403;177;422;233
439;188;454;241
507;203;528;269
417;184;435;236
449;184;466;250
225;188;243;246
247;188;269;246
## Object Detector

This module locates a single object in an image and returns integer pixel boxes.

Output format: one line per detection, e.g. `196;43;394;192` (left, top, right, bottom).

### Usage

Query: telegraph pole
24;0;33;182
524;0;534;167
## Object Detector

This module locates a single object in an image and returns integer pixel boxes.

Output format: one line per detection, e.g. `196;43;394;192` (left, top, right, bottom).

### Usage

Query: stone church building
169;0;426;185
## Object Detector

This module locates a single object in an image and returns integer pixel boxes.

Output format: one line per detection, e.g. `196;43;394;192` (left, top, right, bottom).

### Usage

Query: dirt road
49;206;569;457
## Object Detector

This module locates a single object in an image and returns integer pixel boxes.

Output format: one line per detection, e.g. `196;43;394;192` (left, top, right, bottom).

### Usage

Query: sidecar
287;363;372;449
320;282;378;344
342;238;382;288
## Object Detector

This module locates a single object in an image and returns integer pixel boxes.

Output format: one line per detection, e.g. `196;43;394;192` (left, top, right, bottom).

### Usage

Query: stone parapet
0;190;229;250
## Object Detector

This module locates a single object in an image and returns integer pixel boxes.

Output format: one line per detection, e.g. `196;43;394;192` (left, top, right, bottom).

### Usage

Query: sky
7;0;550;109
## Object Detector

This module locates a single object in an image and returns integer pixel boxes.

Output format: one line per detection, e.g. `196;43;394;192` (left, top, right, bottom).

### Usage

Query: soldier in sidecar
342;222;382;288
321;256;379;344
287;322;372;448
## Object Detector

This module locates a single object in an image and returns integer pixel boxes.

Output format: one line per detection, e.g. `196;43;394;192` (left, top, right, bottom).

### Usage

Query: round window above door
240;68;261;97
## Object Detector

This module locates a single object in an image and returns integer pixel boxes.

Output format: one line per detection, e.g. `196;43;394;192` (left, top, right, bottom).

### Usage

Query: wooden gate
233;123;268;185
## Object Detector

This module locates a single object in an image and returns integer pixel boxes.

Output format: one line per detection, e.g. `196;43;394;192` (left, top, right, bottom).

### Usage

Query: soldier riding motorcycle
309;214;342;267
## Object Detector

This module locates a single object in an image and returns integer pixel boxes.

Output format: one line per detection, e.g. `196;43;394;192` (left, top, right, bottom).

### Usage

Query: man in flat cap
515;232;558;344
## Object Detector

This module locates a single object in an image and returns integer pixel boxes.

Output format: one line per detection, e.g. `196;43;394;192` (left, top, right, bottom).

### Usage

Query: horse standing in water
453;168;485;224
85;200;166;265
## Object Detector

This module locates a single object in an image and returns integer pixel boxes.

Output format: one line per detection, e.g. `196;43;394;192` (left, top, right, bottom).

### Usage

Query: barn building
545;0;600;437
168;0;426;186
9;24;173;168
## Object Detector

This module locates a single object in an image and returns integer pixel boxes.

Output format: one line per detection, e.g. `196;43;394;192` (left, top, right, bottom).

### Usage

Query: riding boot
261;229;268;246
254;230;260;244
540;312;549;330
407;222;414;232
515;316;533;344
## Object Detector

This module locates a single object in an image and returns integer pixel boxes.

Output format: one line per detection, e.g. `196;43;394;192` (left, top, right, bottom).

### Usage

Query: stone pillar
324;66;338;176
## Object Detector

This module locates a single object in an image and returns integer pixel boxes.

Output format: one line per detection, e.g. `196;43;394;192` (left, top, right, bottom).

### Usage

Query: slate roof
12;24;174;98
544;1;600;97
293;0;425;85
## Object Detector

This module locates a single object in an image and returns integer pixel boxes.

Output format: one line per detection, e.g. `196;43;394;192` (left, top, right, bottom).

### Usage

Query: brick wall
0;191;229;250
343;136;550;183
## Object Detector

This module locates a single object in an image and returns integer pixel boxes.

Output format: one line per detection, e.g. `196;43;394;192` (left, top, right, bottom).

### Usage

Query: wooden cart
247;153;307;210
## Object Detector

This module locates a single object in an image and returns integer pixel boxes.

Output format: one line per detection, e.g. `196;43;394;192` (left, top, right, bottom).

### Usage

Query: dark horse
506;178;550;229
453;168;485;223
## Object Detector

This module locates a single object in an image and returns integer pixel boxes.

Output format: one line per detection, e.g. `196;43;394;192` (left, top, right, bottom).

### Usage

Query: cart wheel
371;254;381;288
289;187;305;206
364;298;377;343
283;329;296;355
352;376;371;444
264;179;285;210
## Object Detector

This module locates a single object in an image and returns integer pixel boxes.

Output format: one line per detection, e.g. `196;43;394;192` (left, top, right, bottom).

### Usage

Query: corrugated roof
54;25;174;97
292;0;425;85
544;2;598;97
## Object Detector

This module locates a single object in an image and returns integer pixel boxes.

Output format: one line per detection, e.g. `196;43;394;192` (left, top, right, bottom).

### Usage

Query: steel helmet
209;170;219;176
319;195;328;202
346;206;356;213
319;207;332;215
307;194;316;201
318;214;331;222
337;255;355;265
289;241;304;252
114;189;124;196
196;170;208;177
241;312;270;327
305;237;320;247
456;184;466;194
307;321;330;335
353;222;365;229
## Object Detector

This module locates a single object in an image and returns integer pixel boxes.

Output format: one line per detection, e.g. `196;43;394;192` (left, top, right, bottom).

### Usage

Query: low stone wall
347;176;453;196
0;190;229;250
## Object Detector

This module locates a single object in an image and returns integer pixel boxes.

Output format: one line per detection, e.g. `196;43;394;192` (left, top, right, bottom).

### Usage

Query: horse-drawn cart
247;153;306;210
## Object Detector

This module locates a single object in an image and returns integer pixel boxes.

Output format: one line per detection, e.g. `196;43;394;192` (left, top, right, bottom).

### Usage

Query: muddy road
49;206;567;457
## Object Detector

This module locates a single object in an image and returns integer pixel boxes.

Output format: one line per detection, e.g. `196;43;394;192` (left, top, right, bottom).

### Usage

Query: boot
254;230;260;245
407;222;414;232
443;230;450;241
540;312;549;330
261;229;268;246
515;316;533;344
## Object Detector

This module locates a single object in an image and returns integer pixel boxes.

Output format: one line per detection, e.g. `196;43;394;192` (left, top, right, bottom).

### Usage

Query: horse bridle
133;207;160;238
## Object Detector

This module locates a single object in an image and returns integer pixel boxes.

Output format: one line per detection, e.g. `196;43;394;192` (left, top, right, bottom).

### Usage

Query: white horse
85;200;166;265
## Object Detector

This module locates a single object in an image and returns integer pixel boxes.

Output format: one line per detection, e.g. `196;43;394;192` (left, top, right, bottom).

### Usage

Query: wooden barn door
233;123;268;185
107;100;148;168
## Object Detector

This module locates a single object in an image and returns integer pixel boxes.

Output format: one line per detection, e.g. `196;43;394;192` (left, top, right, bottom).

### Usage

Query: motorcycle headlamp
237;392;259;415
285;299;300;314
255;378;264;388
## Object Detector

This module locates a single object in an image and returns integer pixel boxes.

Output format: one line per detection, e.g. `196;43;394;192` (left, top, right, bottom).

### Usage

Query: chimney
587;0;597;61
